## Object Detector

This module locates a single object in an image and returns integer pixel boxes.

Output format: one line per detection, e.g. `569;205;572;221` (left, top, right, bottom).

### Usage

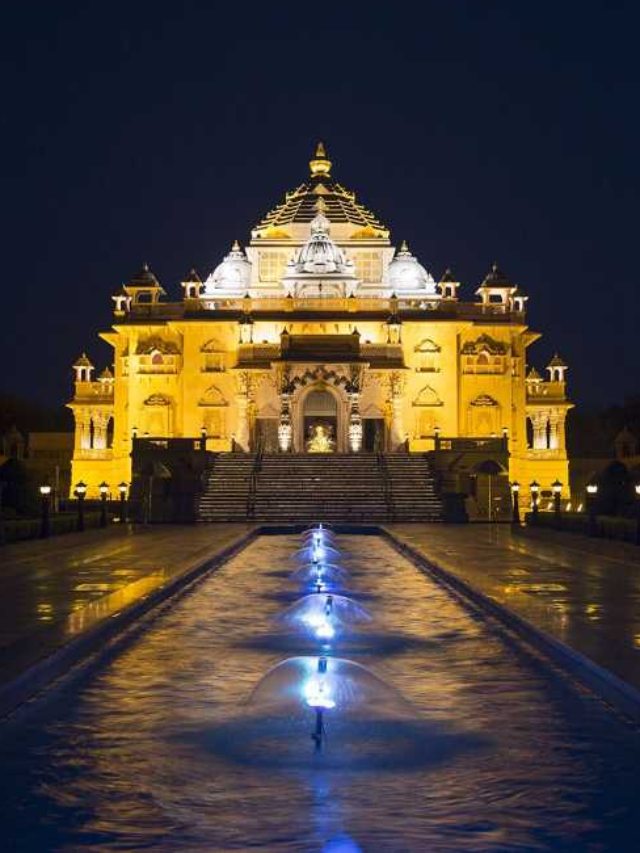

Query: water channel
2;532;640;851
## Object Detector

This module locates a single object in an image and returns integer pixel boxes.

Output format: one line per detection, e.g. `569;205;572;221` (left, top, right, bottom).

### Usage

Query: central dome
292;204;352;275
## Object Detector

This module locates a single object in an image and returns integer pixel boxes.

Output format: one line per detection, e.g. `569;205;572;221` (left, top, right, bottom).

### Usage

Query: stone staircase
198;453;442;522
382;454;443;521
197;455;256;521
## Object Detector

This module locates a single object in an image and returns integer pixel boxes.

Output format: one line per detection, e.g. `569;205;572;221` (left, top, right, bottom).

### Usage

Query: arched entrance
302;388;338;453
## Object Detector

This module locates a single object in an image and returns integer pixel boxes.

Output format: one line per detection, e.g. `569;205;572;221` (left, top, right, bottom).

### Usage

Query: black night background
1;0;638;420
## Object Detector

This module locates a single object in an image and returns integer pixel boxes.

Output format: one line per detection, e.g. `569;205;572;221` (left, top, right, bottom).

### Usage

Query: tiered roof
252;142;389;238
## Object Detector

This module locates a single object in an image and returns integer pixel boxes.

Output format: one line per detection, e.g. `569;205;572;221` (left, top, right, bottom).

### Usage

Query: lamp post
200;425;207;451
75;481;87;532
39;484;52;539
634;482;640;546
118;481;128;522
530;480;540;520
99;481;109;528
510;481;520;524
552;479;563;521
586;482;599;537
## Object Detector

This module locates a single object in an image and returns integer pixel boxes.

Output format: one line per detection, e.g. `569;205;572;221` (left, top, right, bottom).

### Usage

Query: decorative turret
546;354;568;383
73;353;94;383
387;241;437;297
97;366;115;395
385;293;402;344
475;262;517;311
525;366;543;384
309;141;332;179
122;263;166;305
438;268;460;300
181;268;203;300
204;241;252;297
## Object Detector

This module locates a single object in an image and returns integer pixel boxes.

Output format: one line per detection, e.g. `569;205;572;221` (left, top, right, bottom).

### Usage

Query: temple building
68;143;572;510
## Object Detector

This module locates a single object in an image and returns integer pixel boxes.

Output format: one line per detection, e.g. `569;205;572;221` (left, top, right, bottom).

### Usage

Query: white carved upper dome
388;241;436;294
204;241;252;295
288;205;355;276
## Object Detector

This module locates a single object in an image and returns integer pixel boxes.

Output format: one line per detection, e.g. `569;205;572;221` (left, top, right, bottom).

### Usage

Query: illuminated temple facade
68;143;572;497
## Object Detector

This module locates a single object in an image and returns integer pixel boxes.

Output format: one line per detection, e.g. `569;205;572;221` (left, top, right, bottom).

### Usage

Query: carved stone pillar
532;411;548;450
557;412;567;453
348;391;362;452
548;411;560;450
92;411;107;450
79;412;92;451
278;391;292;452
388;371;406;451
234;372;253;452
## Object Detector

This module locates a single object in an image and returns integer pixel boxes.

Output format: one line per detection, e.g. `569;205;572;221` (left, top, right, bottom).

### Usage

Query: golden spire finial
309;141;332;178
400;240;409;253
314;197;327;213
232;239;241;252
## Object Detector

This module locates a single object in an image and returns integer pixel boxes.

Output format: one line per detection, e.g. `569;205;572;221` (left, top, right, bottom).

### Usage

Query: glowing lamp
118;481;128;496
510;481;520;494
552;479;563;495
75;481;88;497
99;481;109;497
530;481;540;495
586;483;598;496
304;679;336;710
634;483;640;497
39;484;52;496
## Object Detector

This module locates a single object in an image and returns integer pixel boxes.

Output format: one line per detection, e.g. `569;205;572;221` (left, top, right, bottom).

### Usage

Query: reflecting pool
1;534;640;851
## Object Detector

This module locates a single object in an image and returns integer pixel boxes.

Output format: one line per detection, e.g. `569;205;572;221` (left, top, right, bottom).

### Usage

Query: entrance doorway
303;389;337;453
363;418;385;452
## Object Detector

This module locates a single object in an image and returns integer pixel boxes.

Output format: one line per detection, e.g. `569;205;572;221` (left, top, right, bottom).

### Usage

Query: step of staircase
197;453;443;522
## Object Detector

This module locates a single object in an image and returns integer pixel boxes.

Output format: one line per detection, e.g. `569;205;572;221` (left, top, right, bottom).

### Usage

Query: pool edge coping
0;527;261;722
380;526;640;728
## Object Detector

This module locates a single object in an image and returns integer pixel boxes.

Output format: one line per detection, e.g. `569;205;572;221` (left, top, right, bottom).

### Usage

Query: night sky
2;1;638;411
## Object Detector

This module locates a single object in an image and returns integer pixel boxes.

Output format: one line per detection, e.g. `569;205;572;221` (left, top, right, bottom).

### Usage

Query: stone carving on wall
198;385;228;406
144;393;172;406
136;336;181;355
461;334;508;355
412;385;443;407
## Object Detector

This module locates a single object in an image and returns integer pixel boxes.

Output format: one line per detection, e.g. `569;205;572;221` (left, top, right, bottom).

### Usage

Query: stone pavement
386;523;640;692
0;523;255;690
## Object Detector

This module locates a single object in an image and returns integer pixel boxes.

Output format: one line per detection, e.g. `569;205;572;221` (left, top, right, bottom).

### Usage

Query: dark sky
1;1;638;410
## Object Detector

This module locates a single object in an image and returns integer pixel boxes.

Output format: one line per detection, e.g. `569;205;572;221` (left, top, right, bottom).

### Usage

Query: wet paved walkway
0;524;255;689
387;523;640;692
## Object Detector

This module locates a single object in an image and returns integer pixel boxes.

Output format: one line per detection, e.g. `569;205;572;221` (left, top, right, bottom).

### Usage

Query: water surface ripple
1;534;640;851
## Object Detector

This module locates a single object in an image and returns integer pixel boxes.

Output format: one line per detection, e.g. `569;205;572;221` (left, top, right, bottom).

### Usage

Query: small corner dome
388;241;436;294
127;263;162;289
204;241;252;295
73;352;93;368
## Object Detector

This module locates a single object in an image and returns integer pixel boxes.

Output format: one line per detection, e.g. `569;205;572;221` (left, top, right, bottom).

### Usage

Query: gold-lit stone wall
68;144;572;499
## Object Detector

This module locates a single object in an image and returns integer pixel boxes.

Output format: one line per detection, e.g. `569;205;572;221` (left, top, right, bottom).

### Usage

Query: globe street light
118;481;128;522
74;481;87;532
586;482;599;537
99;481;109;528
510;481;520;524
530;480;540;520
39;484;52;539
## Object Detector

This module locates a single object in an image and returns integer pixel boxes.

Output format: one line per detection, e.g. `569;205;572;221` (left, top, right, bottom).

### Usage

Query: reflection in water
1;534;640;851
